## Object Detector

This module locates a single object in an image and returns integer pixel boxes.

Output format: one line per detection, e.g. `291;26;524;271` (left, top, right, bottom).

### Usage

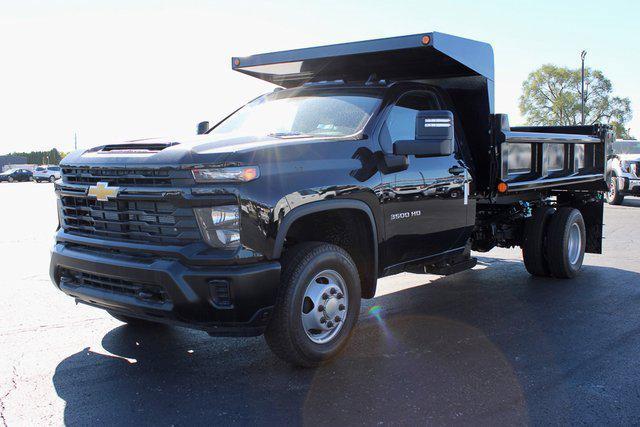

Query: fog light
216;229;240;245
210;205;239;226
194;205;241;248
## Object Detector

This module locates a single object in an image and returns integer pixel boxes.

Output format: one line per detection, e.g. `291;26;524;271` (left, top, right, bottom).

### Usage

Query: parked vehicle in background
50;32;611;367
33;165;62;183
606;140;640;205
0;168;33;182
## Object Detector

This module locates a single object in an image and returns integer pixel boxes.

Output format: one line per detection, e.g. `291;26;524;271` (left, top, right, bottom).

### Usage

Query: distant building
0;155;28;172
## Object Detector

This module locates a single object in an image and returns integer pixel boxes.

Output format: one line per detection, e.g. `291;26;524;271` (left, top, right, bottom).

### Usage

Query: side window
386;91;440;142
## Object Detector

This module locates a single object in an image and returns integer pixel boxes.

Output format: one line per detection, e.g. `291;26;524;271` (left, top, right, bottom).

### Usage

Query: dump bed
492;115;612;196
233;32;611;197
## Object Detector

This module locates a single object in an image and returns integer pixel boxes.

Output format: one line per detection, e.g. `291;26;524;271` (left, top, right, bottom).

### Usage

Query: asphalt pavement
1;182;639;425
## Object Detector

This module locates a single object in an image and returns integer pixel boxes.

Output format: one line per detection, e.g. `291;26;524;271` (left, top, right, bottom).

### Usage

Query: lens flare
368;305;382;316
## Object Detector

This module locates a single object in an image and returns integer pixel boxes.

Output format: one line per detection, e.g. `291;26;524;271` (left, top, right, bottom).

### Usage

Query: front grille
59;268;168;303
60;193;201;245
61;167;191;186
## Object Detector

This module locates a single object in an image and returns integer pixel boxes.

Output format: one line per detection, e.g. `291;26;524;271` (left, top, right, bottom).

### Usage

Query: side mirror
393;110;454;157
197;121;210;135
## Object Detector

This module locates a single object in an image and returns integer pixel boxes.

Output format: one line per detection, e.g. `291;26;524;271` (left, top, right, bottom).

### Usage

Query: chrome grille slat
59;190;201;245
61;167;193;187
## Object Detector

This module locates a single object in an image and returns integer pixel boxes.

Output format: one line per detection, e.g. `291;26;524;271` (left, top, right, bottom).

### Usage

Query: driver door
378;90;469;269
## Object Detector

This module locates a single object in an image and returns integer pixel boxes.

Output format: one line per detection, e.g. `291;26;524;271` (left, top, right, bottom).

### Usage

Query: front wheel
8;176;13;183
605;174;624;205
264;242;361;367
49;175;56;183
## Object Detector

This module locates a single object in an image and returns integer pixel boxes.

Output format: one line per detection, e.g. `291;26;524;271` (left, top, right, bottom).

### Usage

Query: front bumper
50;242;281;336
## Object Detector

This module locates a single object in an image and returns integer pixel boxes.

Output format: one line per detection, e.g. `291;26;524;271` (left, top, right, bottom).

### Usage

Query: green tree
519;64;633;139
6;148;65;165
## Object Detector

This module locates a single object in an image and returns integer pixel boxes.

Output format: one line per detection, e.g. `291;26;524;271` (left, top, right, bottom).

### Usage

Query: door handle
448;166;465;175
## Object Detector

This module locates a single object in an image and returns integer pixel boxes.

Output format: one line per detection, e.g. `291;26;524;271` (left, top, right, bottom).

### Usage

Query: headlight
192;166;259;183
194;205;241;248
621;161;631;173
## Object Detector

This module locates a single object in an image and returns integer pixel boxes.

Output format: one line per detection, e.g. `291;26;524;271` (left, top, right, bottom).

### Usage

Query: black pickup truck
50;32;611;366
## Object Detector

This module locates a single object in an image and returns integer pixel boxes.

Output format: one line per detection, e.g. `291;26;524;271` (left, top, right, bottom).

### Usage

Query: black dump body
233;32;610;197
493;116;612;197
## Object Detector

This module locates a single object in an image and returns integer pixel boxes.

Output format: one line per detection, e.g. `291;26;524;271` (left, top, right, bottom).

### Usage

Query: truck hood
616;153;640;162
60;133;319;168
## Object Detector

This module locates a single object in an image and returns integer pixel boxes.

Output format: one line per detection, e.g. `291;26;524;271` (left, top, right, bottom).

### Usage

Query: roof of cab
232;32;494;88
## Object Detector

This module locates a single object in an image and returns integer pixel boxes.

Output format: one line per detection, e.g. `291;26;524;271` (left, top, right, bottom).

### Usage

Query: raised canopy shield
232;32;493;91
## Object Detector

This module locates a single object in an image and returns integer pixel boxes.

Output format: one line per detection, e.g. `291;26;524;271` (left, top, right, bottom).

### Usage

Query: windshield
1;169;17;175
210;90;381;139
36;167;45;171
613;141;640;155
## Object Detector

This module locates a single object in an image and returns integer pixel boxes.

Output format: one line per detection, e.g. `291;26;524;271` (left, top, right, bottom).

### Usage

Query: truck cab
606;139;640;204
50;32;609;367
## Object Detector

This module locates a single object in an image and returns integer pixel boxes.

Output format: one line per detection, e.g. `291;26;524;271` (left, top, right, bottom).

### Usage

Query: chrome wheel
301;269;348;344
567;222;582;266
608;176;616;200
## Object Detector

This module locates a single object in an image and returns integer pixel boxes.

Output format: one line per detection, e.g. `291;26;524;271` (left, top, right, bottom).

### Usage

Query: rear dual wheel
545;208;586;278
522;207;586;279
522;206;555;276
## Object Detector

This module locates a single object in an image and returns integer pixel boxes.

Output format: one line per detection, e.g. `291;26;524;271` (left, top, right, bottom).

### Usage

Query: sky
0;0;638;153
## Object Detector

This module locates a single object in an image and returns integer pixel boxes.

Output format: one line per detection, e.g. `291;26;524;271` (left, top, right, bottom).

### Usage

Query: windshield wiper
268;132;314;139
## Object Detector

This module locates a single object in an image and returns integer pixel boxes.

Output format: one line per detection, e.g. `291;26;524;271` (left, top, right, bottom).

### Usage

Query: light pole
581;50;587;125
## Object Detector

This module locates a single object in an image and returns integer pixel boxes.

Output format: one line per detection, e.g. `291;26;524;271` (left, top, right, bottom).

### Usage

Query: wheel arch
273;200;379;298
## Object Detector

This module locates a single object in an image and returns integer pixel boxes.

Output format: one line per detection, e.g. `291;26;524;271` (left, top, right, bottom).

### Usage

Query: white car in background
606;140;640;205
32;165;61;183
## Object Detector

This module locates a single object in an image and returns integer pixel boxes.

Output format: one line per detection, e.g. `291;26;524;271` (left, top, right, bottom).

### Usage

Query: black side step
422;257;478;276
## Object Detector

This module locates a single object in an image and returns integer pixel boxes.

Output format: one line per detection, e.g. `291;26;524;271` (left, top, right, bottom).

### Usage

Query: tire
8;177;13;183
49;175;56;183
545;208;586;279
108;311;163;327
522;205;555;277
605;173;624;205
264;242;361;367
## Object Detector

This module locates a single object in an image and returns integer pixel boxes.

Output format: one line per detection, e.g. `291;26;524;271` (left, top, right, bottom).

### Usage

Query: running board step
423;257;477;276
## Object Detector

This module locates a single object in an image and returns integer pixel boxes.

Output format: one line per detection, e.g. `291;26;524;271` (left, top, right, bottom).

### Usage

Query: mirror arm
378;152;409;174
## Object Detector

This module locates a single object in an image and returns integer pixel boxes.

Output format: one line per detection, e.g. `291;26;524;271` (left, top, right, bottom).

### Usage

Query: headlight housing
192;166;259;183
194;205;241;248
621;161;631;173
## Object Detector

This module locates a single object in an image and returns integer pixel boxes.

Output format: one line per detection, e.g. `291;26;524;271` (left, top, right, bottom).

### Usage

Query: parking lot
1;181;639;425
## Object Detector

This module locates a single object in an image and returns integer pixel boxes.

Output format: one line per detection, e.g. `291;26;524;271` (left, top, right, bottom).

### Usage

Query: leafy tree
520;64;633;139
6;148;65;165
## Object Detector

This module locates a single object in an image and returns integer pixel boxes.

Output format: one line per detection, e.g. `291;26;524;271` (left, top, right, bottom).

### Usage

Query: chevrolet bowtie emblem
87;182;120;202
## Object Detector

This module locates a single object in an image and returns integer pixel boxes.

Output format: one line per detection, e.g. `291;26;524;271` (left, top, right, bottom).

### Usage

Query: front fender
272;198;379;259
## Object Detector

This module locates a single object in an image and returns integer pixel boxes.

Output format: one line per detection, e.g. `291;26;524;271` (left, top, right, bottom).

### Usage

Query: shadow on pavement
622;198;640;208
52;257;640;425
